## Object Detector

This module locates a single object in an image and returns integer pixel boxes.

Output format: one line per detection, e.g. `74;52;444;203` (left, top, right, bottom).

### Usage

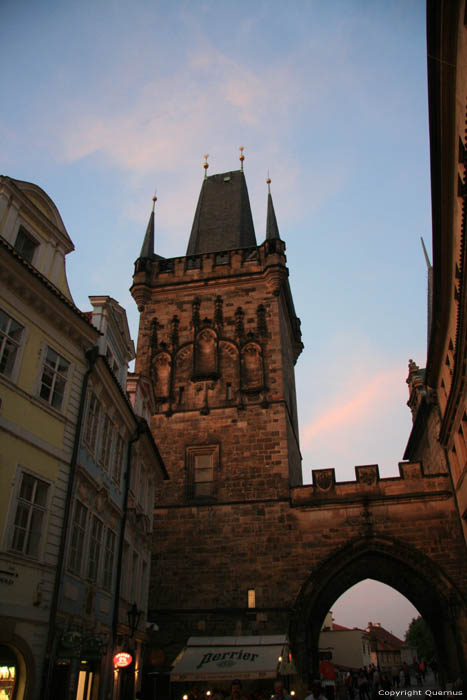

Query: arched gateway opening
290;536;466;687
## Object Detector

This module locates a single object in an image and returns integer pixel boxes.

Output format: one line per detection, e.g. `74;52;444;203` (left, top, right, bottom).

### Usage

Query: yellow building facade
0;177;98;700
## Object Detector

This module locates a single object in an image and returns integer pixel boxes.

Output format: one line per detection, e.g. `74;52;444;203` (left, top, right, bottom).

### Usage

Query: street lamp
128;602;142;638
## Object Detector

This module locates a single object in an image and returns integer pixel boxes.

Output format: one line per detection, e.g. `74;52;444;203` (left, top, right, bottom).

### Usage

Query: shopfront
170;635;297;696
0;646;17;700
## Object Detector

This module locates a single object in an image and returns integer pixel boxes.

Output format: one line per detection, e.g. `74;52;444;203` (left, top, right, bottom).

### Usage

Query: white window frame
102;527;116;592
68;499;88;575
8;467;51;560
112;433;125;486
0;307;27;383
14;225;40;266
87;514;103;583
121;541;130;600
37;344;71;412
130;549;140;603
138;462;146;506
84;389;101;453
99;413;115;471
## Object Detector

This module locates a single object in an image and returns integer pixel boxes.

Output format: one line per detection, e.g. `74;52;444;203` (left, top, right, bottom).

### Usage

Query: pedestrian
305;682;327;700
357;672;369;700
344;672;354;700
402;662;410;687
228;680;250;700
271;680;292;700
371;668;380;695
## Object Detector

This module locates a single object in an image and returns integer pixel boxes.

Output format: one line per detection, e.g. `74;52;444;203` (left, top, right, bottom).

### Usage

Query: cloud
301;367;403;448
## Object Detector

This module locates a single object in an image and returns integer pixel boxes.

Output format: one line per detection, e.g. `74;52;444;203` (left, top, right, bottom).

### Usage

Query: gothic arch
290;535;466;685
240;341;264;392
152;351;172;401
193;327;218;379
0;632;36;700
219;340;240;395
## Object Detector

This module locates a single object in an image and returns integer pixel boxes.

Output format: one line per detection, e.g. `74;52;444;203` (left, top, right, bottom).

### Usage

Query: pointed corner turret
139;194;157;259
265;176;281;241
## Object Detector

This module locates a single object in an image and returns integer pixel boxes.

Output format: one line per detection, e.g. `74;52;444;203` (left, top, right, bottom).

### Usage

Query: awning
171;635;293;682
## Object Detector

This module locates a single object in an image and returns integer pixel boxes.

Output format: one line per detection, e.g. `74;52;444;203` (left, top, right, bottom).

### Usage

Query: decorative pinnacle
239;146;245;171
203;154;209;179
152;189;157;211
266;170;271;194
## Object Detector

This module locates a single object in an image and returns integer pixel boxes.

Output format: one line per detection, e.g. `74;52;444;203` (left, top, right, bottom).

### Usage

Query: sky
2;0;429;640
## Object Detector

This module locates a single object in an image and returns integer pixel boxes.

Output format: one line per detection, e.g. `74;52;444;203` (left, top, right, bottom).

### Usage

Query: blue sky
2;0;428;636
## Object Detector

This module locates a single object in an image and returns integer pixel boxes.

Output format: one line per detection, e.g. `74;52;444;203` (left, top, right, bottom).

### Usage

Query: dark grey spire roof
266;192;281;241
139;206;155;259
186;170;257;255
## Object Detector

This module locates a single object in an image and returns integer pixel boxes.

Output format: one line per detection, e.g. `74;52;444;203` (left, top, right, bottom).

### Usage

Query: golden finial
152;189;157;211
266;170;271;194
203;154;209;179
239;146;245;171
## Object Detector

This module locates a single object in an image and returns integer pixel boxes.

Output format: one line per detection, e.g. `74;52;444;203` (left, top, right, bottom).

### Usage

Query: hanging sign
113;652;133;668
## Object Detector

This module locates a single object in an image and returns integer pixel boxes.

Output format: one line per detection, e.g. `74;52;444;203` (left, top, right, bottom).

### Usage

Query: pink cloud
301;367;403;449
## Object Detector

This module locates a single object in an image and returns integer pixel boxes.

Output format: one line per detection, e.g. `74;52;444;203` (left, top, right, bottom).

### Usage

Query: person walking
271;680;292;700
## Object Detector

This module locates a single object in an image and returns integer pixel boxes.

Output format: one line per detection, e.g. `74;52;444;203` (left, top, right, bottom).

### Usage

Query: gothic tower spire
139;192;157;259
265;175;281;241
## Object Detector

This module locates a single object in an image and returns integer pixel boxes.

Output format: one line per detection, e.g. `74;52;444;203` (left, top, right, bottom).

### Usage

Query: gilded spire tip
152;189;157;210
239;146;245;171
203;154;209;179
266;170;271;194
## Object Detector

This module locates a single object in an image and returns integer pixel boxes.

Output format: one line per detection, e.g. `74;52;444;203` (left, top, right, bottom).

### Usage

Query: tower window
186;256;202;270
186;444;219;501
215;252;230;266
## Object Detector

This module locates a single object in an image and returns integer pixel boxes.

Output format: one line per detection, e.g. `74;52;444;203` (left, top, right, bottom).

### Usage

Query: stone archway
0;631;36;700
290;535;466;686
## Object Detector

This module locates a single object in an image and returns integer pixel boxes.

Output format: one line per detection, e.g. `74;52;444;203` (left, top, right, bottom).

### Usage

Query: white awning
171;635;291;682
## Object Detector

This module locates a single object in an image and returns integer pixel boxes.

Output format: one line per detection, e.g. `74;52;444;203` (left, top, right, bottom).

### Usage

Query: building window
130;458;138;494
39;347;70;410
87;515;103;582
186;444;219;500
14;227;39;264
0;309;24;378
106;346;119;377
99;414;114;470
121;542;129;599
140;559;148;605
102;528;116;591
248;589;256;609
11;472;49;558
69;500;88;574
84;391;101;452
138;463;146;505
113;434;125;485
131;550;139;602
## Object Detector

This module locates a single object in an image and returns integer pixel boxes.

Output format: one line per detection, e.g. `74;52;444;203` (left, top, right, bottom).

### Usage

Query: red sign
113;652;133;668
319;660;336;680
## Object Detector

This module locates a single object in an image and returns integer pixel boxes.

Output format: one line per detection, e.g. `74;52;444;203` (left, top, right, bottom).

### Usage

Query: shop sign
113;652;133;668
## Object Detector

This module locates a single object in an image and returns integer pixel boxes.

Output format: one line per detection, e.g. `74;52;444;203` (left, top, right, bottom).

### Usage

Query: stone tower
132;169;303;503
130;166;303;656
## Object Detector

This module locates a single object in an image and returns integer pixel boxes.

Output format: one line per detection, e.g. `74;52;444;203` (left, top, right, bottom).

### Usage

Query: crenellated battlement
291;461;452;506
132;238;287;296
